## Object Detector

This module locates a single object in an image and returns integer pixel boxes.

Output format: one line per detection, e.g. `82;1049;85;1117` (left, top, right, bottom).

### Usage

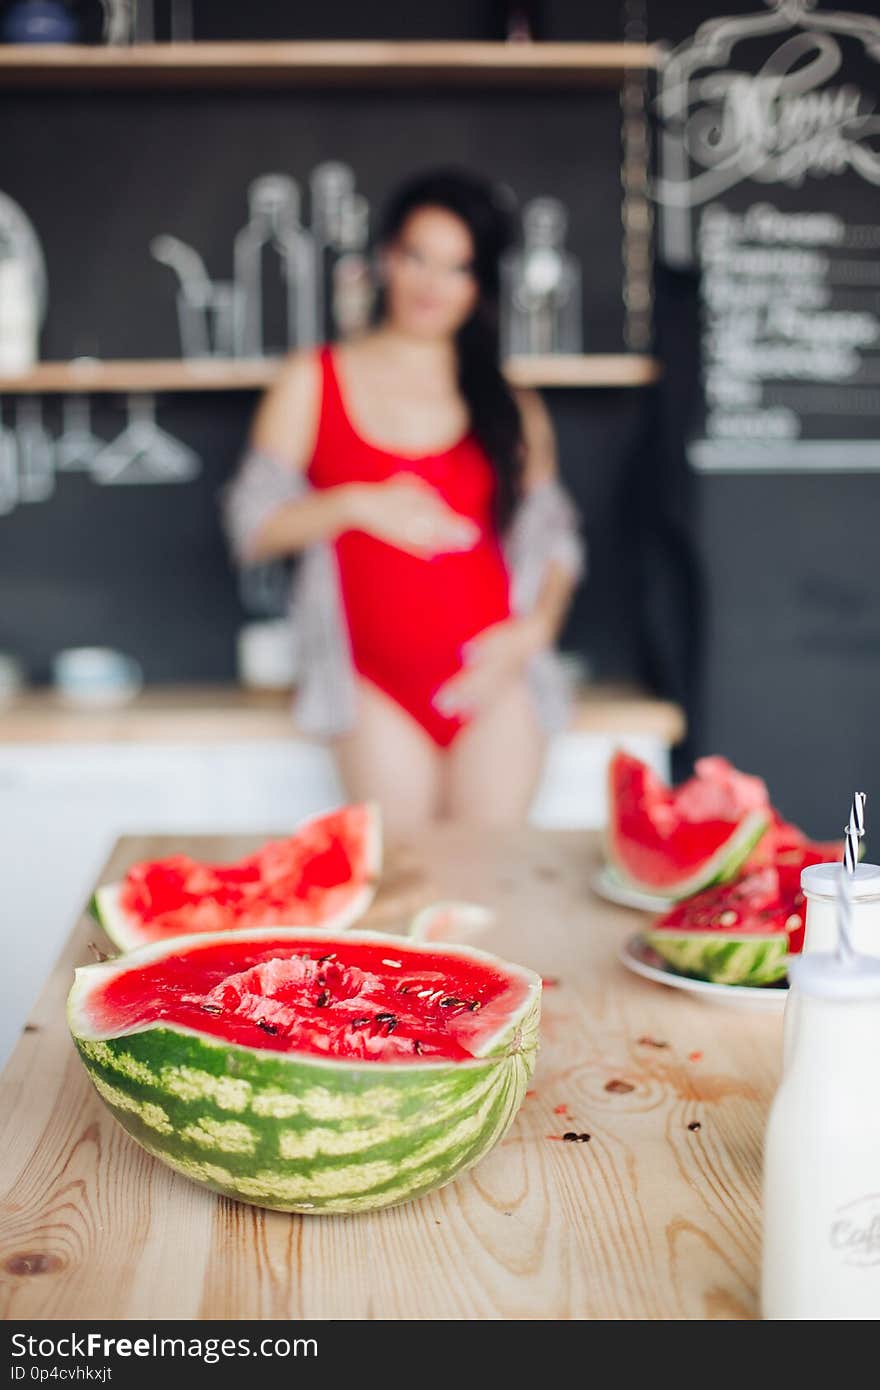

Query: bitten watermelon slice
606;752;771;901
645;841;837;986
92;804;381;952
68;926;541;1214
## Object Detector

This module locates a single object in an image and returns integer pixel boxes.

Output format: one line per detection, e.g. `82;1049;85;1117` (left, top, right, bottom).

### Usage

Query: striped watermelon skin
644;930;788;987
68;931;540;1215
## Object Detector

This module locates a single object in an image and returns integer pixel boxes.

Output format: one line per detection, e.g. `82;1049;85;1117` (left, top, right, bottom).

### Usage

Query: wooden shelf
505;354;660;388
0;355;660;394
0;359;277;394
0;40;659;89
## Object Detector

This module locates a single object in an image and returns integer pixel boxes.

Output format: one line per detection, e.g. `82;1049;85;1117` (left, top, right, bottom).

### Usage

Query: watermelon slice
645;841;838;986
92;804;381;952
606;752;771;901
68;926;541;1214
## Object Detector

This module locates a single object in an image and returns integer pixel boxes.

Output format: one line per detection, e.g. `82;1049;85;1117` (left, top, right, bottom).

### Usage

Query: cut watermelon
92;804;381;952
606;752;771;901
645;839;837;986
68;926;541;1214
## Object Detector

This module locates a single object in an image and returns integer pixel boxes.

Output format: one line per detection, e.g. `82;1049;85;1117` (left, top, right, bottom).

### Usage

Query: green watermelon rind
644;927;789;987
67;926;541;1215
606;807;771;902
90;804;383;953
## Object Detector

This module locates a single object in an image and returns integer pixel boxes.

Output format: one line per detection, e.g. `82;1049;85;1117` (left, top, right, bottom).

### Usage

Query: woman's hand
344;476;479;557
433;615;549;719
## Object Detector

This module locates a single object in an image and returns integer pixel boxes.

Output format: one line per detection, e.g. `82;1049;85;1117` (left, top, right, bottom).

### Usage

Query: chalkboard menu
655;0;880;473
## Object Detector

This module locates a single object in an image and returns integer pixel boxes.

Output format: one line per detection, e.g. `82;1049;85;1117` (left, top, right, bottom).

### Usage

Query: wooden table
0;829;778;1320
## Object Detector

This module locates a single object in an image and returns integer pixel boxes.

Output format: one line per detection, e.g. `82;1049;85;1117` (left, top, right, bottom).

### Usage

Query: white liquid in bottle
763;952;880;1319
783;863;880;1069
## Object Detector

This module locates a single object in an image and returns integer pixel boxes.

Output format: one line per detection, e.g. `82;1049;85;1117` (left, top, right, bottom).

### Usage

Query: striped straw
838;792;866;963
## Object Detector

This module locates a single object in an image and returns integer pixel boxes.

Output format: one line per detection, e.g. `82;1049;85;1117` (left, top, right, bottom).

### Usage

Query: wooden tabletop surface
0;828;777;1321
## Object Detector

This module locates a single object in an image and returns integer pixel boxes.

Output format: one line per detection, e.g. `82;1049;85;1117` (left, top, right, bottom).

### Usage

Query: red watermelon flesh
79;931;532;1064
646;841;838;985
607;751;772;898
98;805;380;950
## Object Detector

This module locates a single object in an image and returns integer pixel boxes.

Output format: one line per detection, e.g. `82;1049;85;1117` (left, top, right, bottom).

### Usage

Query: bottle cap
800;862;880;900
789;951;880;1000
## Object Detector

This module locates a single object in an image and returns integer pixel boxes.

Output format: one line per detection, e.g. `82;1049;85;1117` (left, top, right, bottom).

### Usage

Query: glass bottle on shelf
233;176;317;359
0;241;39;374
310;162;357;342
501;197;582;357
332;195;373;341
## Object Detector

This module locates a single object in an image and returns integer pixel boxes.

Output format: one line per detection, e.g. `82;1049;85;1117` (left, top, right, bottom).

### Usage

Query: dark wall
647;0;880;835
0;1;661;688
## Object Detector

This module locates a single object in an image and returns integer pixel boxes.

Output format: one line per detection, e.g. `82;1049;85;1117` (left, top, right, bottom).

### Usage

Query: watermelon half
606;752;771;901
68;926;541;1214
92;804;382;952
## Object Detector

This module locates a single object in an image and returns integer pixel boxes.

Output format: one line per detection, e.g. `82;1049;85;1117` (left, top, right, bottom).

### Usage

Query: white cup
236;621;296;690
52;647;143;707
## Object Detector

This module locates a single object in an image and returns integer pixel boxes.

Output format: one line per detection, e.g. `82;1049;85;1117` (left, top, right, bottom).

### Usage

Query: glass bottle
763;949;880;1319
331;195;373;341
501;197;583;357
234;176;317;358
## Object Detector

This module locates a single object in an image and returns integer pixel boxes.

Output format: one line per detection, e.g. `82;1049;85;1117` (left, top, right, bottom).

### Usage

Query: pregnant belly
335;532;511;689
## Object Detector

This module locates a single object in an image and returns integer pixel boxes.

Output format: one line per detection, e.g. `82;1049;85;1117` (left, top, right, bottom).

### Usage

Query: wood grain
0;829;780;1320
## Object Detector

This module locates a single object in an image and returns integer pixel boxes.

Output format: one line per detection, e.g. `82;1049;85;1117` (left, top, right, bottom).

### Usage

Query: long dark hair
379;169;524;529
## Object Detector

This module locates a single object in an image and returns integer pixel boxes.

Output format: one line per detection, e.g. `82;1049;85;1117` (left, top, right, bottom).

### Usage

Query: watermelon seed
637;1036;669;1049
563;1132;591;1143
719;911;738;927
605;1080;635;1095
351;1017;370;1029
87;941;112;963
416;990;433;999
439;997;465;1008
468;1001;481;1011
200;1003;222;1015
316;954;336;964
375;1012;397;1025
256;1020;279;1035
413;1040;423;1054
688;1121;701;1132
316;990;330;1008
381;959;403;968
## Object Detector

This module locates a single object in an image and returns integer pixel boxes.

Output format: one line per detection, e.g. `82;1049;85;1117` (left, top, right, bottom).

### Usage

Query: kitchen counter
0;828;774;1320
0;682;686;745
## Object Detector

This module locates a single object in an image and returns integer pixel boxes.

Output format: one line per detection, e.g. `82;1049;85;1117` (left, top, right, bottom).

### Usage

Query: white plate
619;933;788;1012
593;865;672;914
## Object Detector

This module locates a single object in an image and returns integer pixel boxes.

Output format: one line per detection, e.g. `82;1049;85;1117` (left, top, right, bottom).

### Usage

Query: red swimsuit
307;347;512;748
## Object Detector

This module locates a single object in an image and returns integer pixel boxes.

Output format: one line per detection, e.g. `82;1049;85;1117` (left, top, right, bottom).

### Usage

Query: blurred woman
224;169;584;833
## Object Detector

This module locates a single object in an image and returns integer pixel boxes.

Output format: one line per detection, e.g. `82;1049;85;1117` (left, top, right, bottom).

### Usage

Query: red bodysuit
307;347;512;748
